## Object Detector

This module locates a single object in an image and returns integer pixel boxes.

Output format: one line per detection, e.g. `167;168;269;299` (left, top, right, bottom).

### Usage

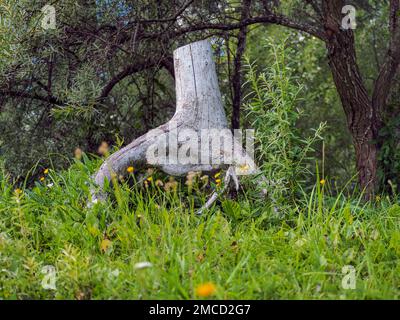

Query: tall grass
0;154;399;299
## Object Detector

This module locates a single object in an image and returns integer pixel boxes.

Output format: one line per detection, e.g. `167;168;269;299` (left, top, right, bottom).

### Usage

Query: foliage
0;1;399;195
245;39;325;207
377;103;400;194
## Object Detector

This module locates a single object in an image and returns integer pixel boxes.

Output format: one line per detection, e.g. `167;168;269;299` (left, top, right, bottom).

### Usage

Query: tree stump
91;40;264;208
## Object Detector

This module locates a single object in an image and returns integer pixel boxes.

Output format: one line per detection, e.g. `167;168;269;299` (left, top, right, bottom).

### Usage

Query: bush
245;39;325;208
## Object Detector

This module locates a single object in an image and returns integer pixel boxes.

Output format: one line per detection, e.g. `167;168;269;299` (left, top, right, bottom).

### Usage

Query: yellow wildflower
320;179;326;186
127;166;134;173
98;141;109;156
164;177;178;192
100;239;112;253
74;147;83;160
44;168;49;175
14;188;22;195
185;178;194;188
214;172;221;178
147;176;153;182
187;171;200;179
196;282;216;297
186;172;201;190
39;176;45;182
155;179;164;187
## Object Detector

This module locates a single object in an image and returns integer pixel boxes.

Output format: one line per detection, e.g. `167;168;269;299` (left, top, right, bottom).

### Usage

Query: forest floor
0;157;399;299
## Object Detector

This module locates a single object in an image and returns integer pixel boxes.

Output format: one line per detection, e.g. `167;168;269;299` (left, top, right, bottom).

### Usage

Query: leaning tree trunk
91;40;261;203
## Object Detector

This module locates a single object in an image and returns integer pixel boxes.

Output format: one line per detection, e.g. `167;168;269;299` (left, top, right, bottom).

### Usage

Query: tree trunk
231;0;251;130
324;2;379;198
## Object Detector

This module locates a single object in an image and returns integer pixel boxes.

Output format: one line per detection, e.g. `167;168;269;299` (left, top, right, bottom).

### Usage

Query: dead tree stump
91;40;264;208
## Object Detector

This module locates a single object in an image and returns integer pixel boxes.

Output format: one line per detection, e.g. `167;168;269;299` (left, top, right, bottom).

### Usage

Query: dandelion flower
196;282;216;297
74;147;83;160
98;141;109;156
185;179;193;188
164;183;173;192
320;179;326;186
127;166;134;173
187;171;200;180
164;177;178;192
186;172;200;190
100;239;112;253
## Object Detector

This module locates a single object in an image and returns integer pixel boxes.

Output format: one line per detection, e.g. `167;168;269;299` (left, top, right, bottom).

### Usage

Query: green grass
0;156;399;300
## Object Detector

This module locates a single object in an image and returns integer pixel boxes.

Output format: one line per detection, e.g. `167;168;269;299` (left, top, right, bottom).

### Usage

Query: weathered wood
91;40;264;205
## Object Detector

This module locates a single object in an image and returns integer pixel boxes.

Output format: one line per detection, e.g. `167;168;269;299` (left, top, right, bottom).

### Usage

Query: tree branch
303;0;323;18
130;14;326;42
1;90;64;105
179;15;326;40
98;56;174;100
134;0;194;24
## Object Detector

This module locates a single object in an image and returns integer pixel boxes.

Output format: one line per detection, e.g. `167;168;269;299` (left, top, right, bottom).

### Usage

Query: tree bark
231;0;251;130
323;1;379;198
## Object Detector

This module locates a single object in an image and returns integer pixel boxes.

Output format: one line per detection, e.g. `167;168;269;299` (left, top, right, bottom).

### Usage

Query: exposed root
196;166;239;215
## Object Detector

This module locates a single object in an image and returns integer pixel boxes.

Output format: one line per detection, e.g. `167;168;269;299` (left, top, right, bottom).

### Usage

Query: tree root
196;166;239;215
